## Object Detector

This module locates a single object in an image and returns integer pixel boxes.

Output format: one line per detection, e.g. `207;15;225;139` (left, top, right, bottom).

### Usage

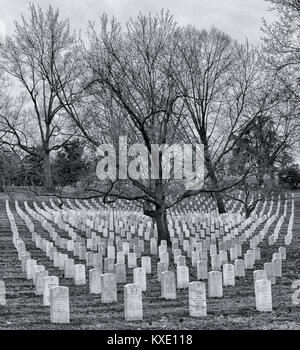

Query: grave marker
255;279;272;312
157;262;168;282
234;259;245;277
141;256;152;274
43;276;59;306
101;273;117;303
161;271;176;300
133;268;147;291
74;264;86;285
176;266;189;289
189;282;207;317
208;271;223;298
223;264;235;286
264;262;276;285
124;284;143;321
50;286;70;324
115;263;127;283
0;281;6;306
197;261;208;280
35;270;48;296
89;269;102;294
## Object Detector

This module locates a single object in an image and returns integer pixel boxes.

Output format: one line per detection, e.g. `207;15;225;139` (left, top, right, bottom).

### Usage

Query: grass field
0;193;300;330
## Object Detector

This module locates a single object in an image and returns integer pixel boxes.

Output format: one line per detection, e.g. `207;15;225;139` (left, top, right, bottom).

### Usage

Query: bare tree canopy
0;4;80;189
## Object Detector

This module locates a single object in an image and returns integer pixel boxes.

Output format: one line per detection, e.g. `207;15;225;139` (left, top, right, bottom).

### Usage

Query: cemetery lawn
0;194;300;330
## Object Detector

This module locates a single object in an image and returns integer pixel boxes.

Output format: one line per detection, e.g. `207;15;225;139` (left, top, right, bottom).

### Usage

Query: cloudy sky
0;0;275;43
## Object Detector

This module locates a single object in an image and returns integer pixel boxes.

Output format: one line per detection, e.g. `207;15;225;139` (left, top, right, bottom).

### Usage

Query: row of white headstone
5;193;293;323
6;202;141;322
17;196;289;292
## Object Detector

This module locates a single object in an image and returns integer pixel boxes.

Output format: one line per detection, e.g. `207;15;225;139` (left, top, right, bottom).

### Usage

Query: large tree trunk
144;202;171;245
43;151;53;191
0;175;4;192
214;192;226;214
154;207;171;245
203;142;226;214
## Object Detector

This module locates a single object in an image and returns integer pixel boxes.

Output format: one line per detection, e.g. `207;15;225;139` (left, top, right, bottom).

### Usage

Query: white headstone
255;279;272;312
43;276;59;306
141;256;151;274
94;253;103;271
104;258;115;273
191;251;200;267
279;247;286;260
160;252;169;267
0;281;6;306
124;284;143;321
189;282;207;317
115;263;127;283
117;251;125;264
264;262;276;285
157;262;168;282
199;249;208;261
127;253;137;268
122;242;130;255
25;259;37;280
21;252;31;272
253;270;267;284
53;252;61;268
244;252;254;269
223;264;235;286
176;266;189;289
272;258;282;278
50;286;70;323
35;270;48;296
219;250;228;266
89;268;102;294
254;247;261;261
74;264;86;285
161;271;176;300
176;255;186;267
133;267;146;291
234;259;245;277
64;259;75;279
230;247;238;261
208;271;223;298
150;239;157;255
101;273;117;303
211;254;221;271
33;265;45;285
197;261;208;280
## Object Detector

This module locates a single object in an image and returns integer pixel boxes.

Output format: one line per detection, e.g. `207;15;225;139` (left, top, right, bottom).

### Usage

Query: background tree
0;4;79;190
173;28;276;213
262;0;300;98
262;0;300;148
0;148;20;190
12;146;44;186
53;139;89;186
278;163;300;189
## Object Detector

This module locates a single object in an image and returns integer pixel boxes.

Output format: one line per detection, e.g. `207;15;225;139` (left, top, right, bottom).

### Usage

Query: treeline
0;139;91;189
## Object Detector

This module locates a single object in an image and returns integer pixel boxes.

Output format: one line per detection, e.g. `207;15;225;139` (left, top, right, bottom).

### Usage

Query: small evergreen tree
54;140;88;186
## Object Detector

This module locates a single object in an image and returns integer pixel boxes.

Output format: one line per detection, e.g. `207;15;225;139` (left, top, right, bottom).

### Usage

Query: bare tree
226;111;298;217
0;4;79;190
51;12;260;244
172;27;276;213
262;0;300;100
75;12;188;244
262;0;300;160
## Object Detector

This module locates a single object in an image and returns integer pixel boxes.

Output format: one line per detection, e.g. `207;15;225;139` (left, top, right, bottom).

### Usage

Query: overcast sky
0;0;276;43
